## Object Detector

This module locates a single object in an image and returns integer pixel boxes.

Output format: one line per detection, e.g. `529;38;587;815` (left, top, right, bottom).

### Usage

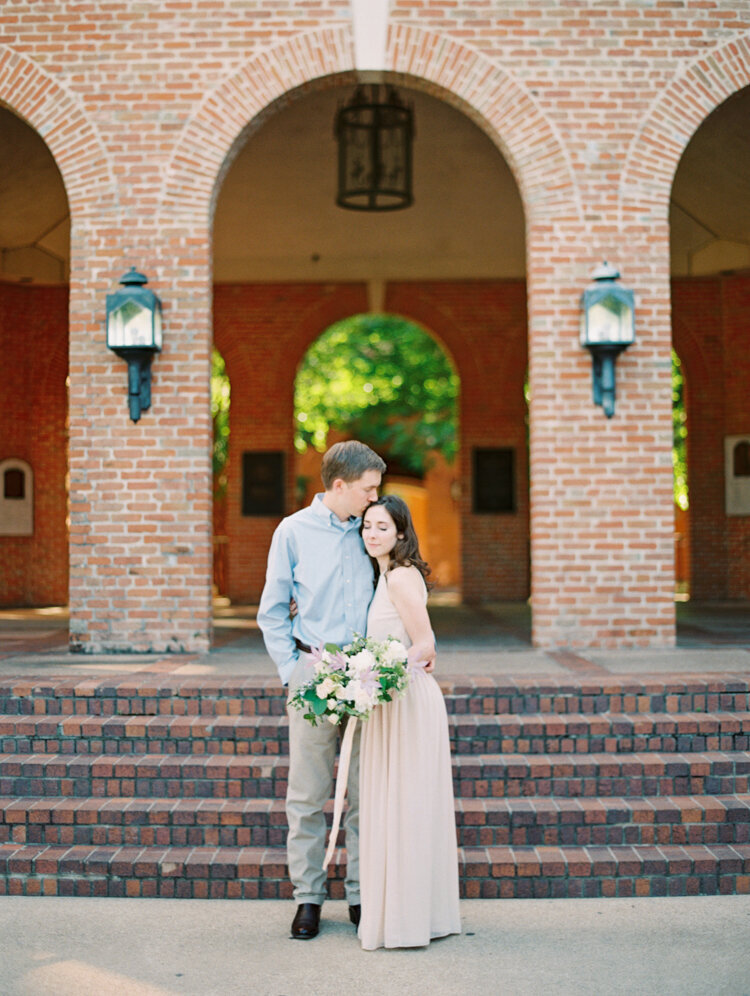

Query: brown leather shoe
348;904;361;927
291;903;321;939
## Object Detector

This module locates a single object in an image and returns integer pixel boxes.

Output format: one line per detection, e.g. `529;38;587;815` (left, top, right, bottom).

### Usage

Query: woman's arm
385;566;436;670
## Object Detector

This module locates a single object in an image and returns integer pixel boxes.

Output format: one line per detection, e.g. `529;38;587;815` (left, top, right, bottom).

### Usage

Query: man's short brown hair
321;440;386;489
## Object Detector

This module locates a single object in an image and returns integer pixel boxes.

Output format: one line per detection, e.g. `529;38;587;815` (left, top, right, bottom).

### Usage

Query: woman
358;495;461;950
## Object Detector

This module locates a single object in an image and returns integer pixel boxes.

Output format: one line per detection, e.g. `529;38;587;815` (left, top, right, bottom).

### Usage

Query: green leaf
294;314;459;474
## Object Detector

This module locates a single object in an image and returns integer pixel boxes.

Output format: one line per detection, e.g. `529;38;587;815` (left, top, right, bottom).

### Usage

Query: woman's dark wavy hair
360;494;433;589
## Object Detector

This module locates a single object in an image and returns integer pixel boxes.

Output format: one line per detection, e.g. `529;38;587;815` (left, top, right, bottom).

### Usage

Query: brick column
68;231;213;653
527;219;676;648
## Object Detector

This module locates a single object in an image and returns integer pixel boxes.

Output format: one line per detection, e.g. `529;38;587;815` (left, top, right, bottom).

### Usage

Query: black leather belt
294;637;313;654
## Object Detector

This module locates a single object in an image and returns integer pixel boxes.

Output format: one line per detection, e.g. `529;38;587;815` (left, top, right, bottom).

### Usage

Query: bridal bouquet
289;633;410;727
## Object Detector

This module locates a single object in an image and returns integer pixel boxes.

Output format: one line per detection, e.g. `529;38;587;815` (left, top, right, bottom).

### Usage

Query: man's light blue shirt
257;494;374;685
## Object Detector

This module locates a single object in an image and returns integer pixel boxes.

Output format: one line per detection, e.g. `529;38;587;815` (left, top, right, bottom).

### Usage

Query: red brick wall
386;281;529;603
673;274;750;602
723;275;750;600
1;4;749;647
0;284;68;606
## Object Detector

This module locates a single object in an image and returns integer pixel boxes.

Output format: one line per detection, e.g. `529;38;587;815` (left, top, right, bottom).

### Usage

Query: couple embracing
258;440;461;951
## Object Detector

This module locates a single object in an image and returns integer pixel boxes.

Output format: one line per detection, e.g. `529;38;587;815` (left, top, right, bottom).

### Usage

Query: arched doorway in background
0;106;69;611
294;312;461;593
211;79;530;617
670;85;750;605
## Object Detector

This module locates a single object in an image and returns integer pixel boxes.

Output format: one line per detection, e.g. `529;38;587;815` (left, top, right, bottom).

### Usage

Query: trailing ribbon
322;660;430;870
323;715;358;870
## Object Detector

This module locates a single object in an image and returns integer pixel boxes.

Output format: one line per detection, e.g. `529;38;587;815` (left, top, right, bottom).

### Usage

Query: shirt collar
311;493;361;529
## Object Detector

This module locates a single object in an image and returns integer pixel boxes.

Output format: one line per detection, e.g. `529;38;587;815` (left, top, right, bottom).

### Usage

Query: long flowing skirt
358;669;461;950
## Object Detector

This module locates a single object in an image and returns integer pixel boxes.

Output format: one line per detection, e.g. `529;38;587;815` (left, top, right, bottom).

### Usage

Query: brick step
2;710;748;757
456;795;750;848
2;750;749;800
448;712;750;755
454;751;750;798
2;675;748;718
2;794;749;850
1;840;748;900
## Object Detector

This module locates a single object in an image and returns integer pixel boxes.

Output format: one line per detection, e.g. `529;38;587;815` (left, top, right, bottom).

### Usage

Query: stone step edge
2;748;750;775
3;793;749;823
1;673;748;699
1;840;749;878
2;710;749;736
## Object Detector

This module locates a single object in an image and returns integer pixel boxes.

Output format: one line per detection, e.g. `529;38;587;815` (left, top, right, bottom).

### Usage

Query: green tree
212;348;230;498
295;314;459;475
673;350;688;510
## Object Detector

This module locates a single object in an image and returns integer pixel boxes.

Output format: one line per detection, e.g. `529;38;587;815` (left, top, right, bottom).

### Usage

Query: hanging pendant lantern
335;85;414;211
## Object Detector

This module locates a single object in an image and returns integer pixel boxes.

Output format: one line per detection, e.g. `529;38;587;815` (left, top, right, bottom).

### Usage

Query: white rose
327;713;340;725
316;677;335;698
381;640;408;664
348;649;377;674
327;699;339;710
345;679;374;712
353;689;375;713
335;684;349;700
344;678;361;701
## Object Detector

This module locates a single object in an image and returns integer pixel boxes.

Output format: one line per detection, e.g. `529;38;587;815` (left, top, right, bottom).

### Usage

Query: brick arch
215;283;368;404
384;283;527;398
162;24;578;225
0;46;112;213
622;33;750;218
386;24;579;222
672;313;711;385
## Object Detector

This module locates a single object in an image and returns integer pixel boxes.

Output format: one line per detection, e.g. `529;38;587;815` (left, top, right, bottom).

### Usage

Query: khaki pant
286;656;361;905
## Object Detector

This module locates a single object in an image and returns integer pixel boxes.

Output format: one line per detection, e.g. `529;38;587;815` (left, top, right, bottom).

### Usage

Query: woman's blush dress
358;569;461;950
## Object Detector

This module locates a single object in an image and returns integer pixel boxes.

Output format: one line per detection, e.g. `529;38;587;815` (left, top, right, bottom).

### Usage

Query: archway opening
211;75;530;646
294;312;461;592
671;84;750;611
0;106;69;645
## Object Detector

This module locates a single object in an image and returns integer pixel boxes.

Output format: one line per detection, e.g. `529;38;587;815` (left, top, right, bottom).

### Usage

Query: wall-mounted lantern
106;267;163;423
335;84;414;212
580;262;635;418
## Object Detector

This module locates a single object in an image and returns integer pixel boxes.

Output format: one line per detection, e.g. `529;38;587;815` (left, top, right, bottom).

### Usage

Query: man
258;440;385;940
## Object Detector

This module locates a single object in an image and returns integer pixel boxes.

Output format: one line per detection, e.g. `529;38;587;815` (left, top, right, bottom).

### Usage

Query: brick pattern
3;673;750;718
2;710;750;759
1;671;750;898
0;4;749;644
3;795;748;852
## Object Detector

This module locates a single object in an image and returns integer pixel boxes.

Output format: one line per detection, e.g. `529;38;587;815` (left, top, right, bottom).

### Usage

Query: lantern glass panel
582;294;634;346
107;299;155;349
153;302;163;349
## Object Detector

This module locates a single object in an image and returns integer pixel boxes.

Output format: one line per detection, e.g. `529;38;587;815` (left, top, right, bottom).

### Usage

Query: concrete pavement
0;599;749;680
1;895;750;995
